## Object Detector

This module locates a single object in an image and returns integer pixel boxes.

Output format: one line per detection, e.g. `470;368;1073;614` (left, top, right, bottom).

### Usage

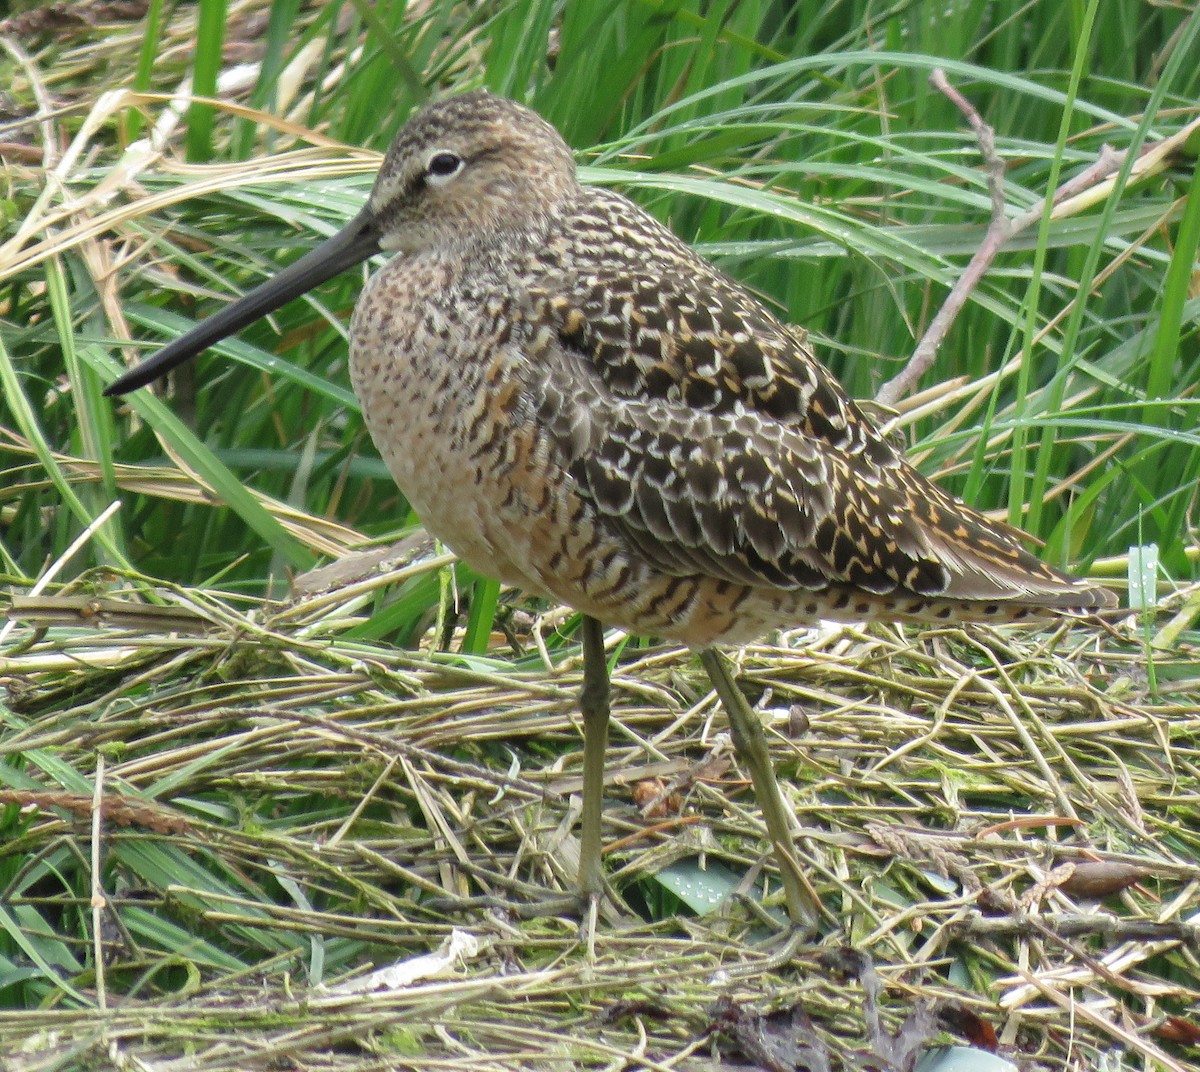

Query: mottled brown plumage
348;92;1113;644
107;91;1115;927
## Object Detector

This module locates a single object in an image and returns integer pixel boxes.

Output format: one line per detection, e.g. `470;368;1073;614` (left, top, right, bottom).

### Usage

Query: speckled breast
347;253;561;599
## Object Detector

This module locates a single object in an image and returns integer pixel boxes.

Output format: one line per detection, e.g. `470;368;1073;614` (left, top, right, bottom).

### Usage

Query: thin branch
954;912;1200;944
875;72;1128;406
876;69;1008;406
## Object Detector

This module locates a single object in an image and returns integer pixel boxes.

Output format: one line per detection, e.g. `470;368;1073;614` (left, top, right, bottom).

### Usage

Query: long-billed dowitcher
107;91;1115;928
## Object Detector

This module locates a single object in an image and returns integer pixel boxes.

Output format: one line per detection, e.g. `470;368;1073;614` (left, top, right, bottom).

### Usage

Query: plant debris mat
2;574;1199;1072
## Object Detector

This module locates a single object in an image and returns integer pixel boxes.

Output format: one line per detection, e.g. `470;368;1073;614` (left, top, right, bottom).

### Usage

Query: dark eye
426;151;464;182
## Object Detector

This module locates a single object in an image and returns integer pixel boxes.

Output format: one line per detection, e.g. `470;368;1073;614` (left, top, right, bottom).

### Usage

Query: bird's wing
518;190;1108;608
527;190;873;455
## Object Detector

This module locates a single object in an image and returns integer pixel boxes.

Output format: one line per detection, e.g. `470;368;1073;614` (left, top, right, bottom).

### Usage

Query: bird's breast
347;256;563;594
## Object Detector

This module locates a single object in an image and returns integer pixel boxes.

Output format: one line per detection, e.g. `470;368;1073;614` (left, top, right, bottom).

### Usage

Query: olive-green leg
577;616;610;904
698;648;821;930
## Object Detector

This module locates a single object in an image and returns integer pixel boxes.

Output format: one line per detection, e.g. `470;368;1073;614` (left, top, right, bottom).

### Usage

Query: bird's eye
425;151;464;184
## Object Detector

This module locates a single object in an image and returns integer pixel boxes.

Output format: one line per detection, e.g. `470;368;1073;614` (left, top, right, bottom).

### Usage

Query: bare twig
876;69;1009;406
1011;143;1126;231
875;72;1129;406
955;911;1200;943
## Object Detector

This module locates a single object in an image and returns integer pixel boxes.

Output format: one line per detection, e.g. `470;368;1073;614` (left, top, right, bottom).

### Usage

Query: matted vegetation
2;1;1199;1069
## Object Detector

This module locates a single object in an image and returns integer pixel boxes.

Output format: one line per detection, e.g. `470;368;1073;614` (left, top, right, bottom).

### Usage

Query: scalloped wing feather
522;188;1114;612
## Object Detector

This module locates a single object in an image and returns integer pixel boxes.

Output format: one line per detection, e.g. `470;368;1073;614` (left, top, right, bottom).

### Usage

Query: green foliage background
1;2;1200;1066
3;0;1198;607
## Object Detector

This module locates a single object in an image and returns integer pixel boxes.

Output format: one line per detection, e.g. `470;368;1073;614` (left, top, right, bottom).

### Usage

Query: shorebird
107;91;1115;928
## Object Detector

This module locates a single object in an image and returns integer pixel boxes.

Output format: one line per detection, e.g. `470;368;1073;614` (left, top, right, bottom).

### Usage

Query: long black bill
105;205;383;396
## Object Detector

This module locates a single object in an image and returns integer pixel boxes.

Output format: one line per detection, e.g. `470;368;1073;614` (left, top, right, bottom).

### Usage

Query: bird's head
104;92;576;394
368;91;579;255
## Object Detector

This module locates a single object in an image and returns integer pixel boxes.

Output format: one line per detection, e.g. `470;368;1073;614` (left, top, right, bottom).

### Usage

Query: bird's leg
698;648;821;931
577;615;610;908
